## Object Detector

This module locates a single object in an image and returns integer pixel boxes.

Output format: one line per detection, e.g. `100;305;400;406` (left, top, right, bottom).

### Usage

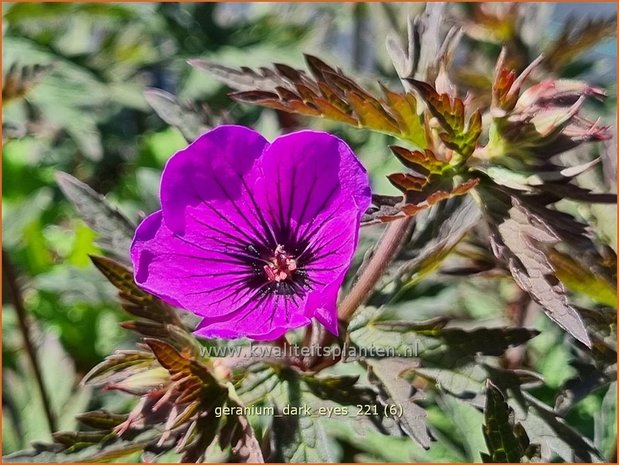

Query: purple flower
131;125;371;340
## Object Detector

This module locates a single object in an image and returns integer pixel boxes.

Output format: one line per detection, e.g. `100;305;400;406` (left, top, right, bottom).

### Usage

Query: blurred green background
2;2;616;460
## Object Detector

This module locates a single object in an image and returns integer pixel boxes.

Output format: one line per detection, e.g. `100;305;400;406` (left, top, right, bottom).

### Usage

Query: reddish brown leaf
544;16;617;71
194;54;429;146
407;79;481;158
90;255;182;326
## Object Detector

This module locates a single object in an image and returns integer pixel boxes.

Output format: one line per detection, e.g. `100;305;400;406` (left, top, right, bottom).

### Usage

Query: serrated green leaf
3;429;159;463
366;358;431;449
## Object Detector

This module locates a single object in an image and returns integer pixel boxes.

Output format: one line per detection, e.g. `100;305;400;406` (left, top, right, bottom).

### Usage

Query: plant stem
2;249;57;434
338;217;414;323
310;218;413;372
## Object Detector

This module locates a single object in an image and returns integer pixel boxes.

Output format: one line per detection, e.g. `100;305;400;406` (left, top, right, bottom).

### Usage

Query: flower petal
131;211;262;316
160;125;272;247
305;275;344;336
131;126;372;340
194;293;311;340
258;130;371;242
256;130;371;331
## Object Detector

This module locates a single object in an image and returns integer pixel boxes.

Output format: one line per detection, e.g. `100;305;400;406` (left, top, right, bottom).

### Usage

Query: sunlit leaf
549;250;617;307
191;55;428;146
406;79;482;159
482;194;591;347
81;350;155;387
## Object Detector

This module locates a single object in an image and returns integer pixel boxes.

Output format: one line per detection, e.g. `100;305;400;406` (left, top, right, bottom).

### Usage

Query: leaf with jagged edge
406;79;482;159
481;380;539;463
486;51;611;161
218;384;265;463
473;158;616;200
386;3;462;85
81;350;155;387
366;358;432;449
144;339;223;403
189;60;287;93
91;258;184;329
350;307;539;362
2;429;161;463
89;255;203;354
544;16;617;72
381;86;427;148
491;49;543;114
366;171;479;225
363;145;480;225
389;196;481;293
190;55;427;147
56;172;134;264
481;192;592;347
144;88;210;142
350;306;540;400
75;411;128;431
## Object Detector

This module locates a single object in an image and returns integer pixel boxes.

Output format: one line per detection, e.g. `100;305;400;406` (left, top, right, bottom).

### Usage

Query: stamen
263;244;297;283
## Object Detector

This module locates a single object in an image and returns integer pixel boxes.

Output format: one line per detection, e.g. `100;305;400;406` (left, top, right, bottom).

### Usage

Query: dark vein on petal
188;212;252;250
275;162;288;240
291;173;319;240
179;269;254;279
184;276;250;296
197;193;264;247
169;235;256;266
286;163;297;240
301;227;349;262
238;176;278;247
295;184;340;244
212;176;271;246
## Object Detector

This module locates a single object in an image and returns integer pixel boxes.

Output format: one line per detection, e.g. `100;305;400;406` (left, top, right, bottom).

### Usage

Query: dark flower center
263;244;297;283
